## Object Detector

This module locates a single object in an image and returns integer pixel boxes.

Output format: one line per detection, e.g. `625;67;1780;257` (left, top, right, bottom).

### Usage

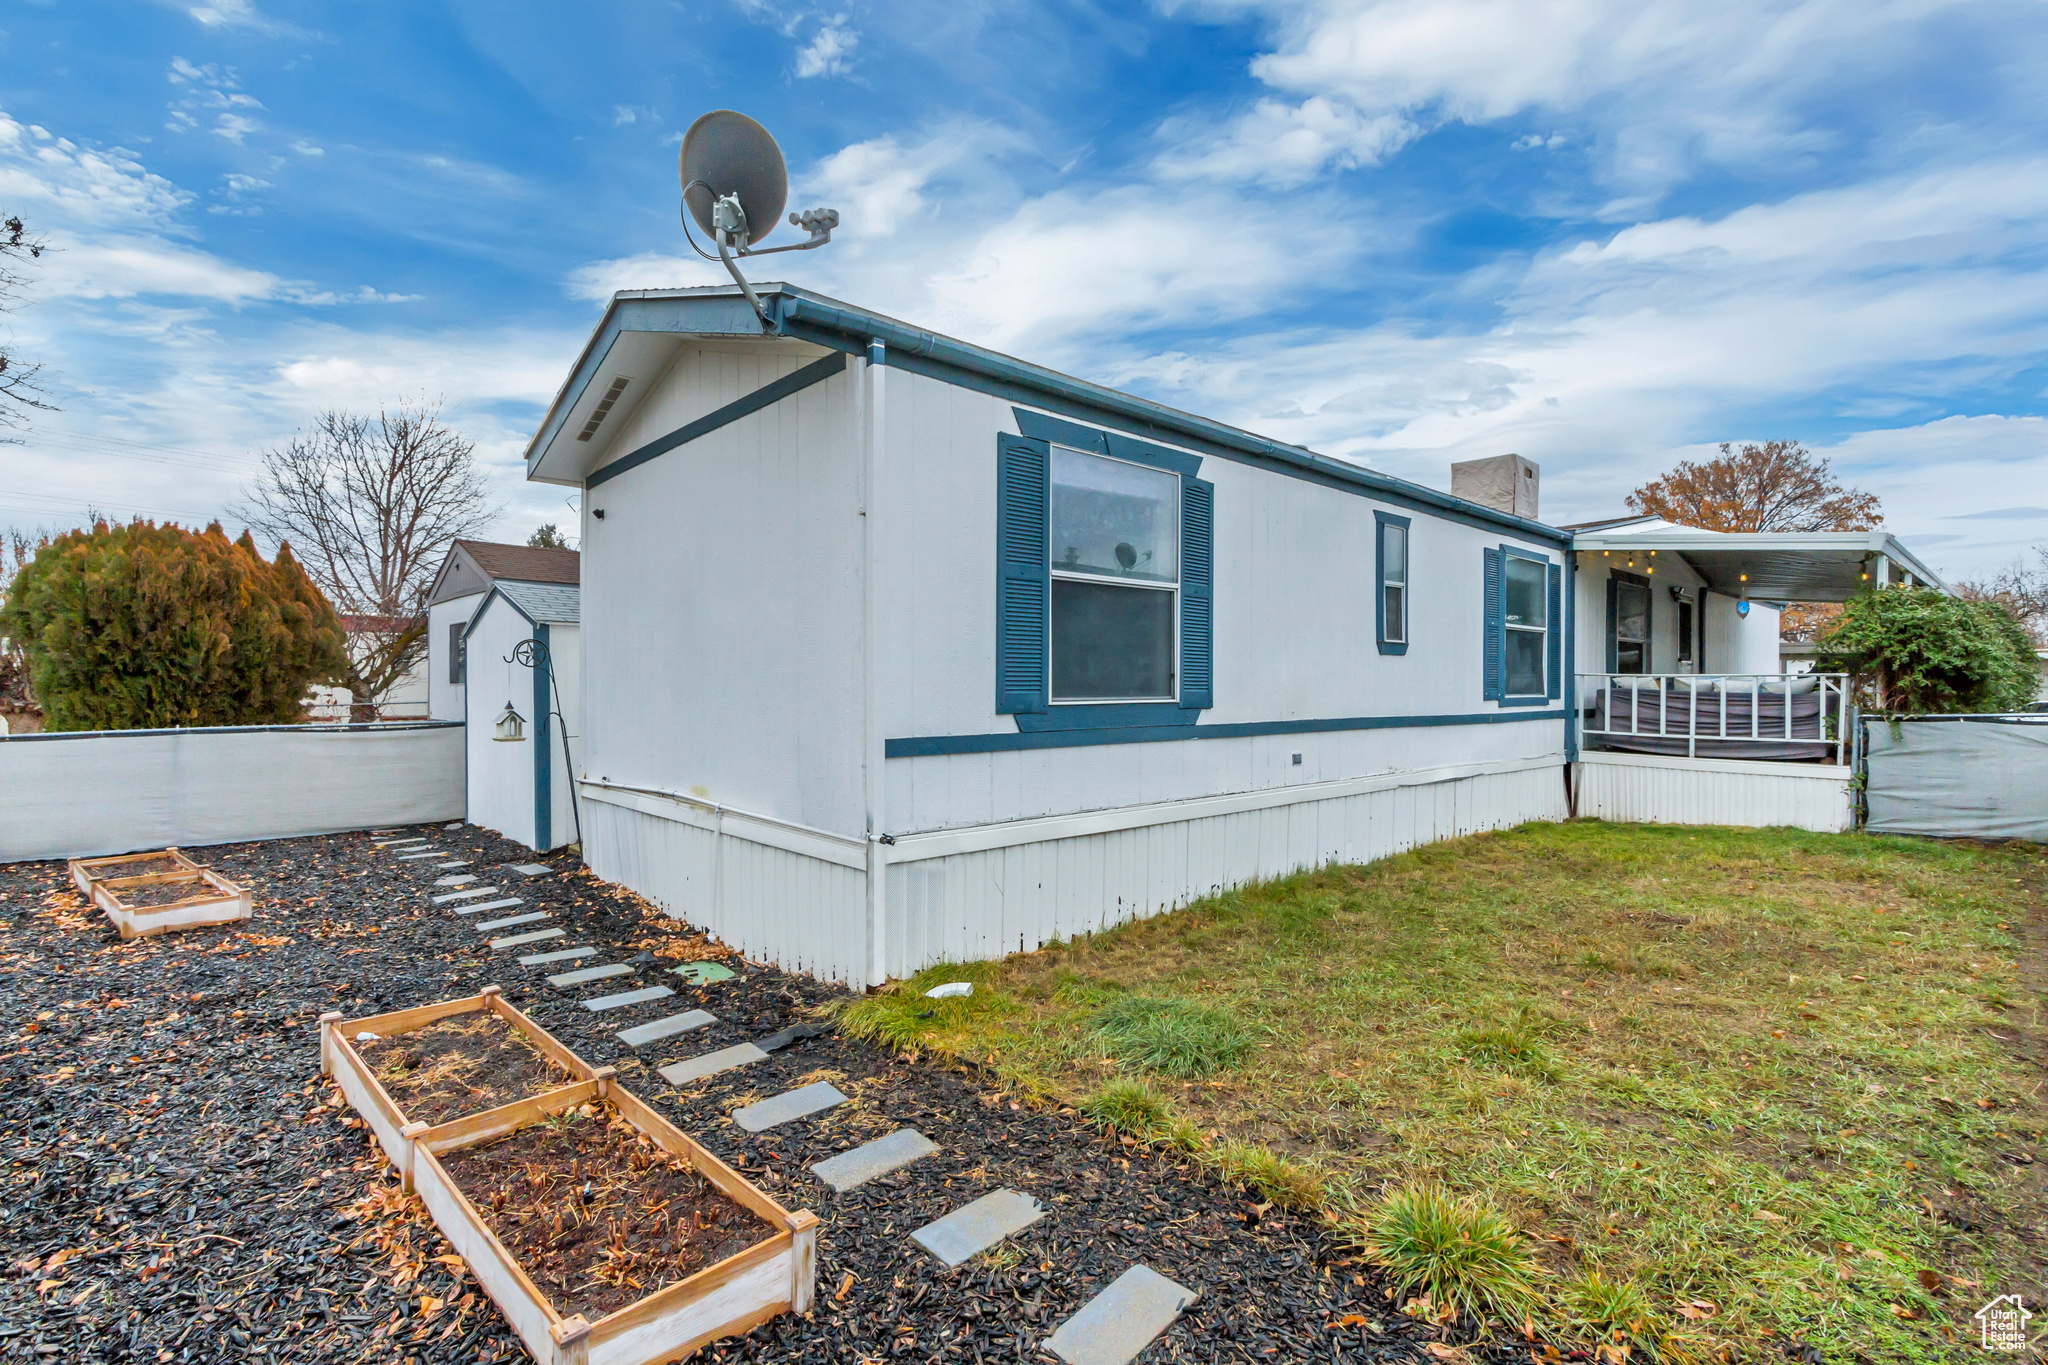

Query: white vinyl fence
0;721;464;863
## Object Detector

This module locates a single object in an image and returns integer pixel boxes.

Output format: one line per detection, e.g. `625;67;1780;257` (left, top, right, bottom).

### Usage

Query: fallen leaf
835;1271;855;1303
1757;1210;1785;1222
1334;1314;1370;1328
1889;1303;1922;1320
1918;1269;1942;1292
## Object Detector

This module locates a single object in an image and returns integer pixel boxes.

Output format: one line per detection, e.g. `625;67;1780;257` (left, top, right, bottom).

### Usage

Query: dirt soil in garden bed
358;1009;579;1127
442;1100;770;1320
100;875;233;909
0;823;1453;1365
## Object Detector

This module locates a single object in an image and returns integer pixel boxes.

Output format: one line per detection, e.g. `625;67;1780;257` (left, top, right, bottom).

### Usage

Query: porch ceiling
1570;529;1947;601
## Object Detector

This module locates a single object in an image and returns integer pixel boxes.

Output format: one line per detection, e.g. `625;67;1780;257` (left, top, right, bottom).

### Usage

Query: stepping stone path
434;874;478;887
658;1043;766;1085
453;897;523;916
475;911;550;932
732;1081;846;1133
810;1129;937;1192
489;927;562;950
1044;1265;1198;1365
672;961;737;985
432;886;501;904
615;1009;715;1048
583;984;673;1013
546;963;633;987
521;945;596;966
911;1190;1046;1268
510;864;552;877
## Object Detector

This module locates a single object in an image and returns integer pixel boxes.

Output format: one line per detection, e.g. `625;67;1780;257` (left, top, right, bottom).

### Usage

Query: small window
1380;519;1408;647
1504;555;1548;696
1677;599;1695;664
449;621;467;685
1049;446;1179;701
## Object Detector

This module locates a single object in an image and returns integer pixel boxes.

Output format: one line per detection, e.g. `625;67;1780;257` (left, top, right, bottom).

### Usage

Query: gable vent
575;376;632;442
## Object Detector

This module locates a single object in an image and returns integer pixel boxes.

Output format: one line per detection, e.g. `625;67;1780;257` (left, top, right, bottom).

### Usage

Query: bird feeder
493;702;527;742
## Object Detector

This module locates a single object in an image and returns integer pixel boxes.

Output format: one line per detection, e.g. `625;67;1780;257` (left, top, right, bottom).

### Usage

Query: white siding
1573;551;1781;678
579;339;865;838
1573;751;1851;832
883;757;1564;977
463;601;580;852
429;591;485;721
581;787;868;984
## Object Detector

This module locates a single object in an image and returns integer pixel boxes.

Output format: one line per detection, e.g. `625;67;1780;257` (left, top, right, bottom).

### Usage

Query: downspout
862;338;889;988
1564;550;1578;818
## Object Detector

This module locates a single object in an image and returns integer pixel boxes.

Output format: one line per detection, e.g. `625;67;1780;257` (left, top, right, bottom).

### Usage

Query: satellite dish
677;110;842;326
680;110;787;251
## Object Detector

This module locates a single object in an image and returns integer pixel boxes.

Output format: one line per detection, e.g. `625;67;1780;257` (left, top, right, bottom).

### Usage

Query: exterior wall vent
576;376;631;442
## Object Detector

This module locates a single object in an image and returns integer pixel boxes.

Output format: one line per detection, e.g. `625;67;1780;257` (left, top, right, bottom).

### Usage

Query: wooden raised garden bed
320;987;597;1187
320;990;816;1363
69;848;252;939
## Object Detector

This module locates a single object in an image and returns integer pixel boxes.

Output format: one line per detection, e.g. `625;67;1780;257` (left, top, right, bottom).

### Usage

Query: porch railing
1575;673;1851;764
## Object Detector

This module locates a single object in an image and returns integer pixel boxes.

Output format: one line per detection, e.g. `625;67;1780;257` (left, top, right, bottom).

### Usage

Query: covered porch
1563;520;1948;831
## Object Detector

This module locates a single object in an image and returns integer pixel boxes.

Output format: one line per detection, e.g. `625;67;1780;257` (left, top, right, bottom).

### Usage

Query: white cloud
1155;95;1418;187
794;20;858;78
288;139;324;158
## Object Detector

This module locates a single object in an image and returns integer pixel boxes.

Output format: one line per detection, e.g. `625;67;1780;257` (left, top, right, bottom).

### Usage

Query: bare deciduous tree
1958;547;2048;646
239;400;499;720
0;213;55;432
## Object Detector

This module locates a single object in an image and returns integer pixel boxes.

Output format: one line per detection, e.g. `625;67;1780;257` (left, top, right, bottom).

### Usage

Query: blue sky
3;0;2046;579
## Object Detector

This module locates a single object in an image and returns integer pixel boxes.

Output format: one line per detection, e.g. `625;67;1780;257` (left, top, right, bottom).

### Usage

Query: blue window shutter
1181;476;1215;710
1482;547;1504;701
995;435;1050;714
1546;562;1563;700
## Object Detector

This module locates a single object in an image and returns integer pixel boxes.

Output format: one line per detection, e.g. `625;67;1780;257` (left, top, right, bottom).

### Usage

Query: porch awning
1567;527;1947;601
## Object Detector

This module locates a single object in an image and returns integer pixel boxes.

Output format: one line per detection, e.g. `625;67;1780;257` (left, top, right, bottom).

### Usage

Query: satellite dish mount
679;110;839;325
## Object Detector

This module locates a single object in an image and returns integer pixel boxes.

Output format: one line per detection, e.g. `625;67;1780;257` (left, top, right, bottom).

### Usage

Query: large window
1049;445;1179;701
1376;513;1409;653
1504;554;1548;696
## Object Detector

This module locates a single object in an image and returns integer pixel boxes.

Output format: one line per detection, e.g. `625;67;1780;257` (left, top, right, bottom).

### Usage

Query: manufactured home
522;284;1577;985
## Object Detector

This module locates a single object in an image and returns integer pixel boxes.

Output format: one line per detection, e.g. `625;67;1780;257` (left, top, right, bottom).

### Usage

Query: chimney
1451;453;1539;520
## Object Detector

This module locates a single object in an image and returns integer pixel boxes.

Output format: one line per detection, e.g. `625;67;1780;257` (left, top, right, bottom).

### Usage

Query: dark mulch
0;823;1463;1363
444;1099;769;1322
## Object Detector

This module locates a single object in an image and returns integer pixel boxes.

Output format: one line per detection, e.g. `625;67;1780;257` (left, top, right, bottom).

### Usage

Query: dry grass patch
839;821;2046;1361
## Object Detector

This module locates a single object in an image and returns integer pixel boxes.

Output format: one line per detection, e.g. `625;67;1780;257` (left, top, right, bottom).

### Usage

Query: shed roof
428;539;579;606
493;580;580;626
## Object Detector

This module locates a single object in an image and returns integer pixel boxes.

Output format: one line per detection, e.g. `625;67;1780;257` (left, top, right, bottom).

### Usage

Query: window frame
449;620;467;685
1047;442;1183;706
1676;594;1695;665
1374;510;1411;656
1608;569;1652;676
1501;549;1550;699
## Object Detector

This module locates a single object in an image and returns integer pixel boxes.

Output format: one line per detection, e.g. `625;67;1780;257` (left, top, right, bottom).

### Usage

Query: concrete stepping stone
375;838;428;848
1044;1265;1198;1365
672;961;737;986
395;852;441;861
510;863;552;877
755;1020;832;1053
434;874;479;887
658;1043;767;1085
732;1081;847;1133
810;1129;938;1192
521;945;597;966
452;897;524;916
435;860;471;868
475;911;551;932
548;963;634;987
444;821;464;829
583;985;674;1013
911;1189;1046;1268
433;886;502;904
490;927;563;950
615;1009;715;1048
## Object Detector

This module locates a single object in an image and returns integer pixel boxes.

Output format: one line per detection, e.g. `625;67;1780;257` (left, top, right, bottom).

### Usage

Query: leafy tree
1816;587;2037;715
0;519;348;732
238;400;497;720
528;523;568;549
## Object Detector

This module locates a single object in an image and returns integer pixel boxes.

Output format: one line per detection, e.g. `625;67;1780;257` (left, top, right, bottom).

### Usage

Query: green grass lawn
841;821;2046;1361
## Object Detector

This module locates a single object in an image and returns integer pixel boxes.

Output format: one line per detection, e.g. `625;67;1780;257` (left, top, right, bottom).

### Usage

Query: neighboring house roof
523;283;1568;547
337;613;420;634
428;539;580;605
478;580;580;629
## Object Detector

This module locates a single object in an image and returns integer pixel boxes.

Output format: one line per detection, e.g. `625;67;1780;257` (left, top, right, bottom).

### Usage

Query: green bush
1818;586;2038;714
0;520;347;731
1092;994;1255;1078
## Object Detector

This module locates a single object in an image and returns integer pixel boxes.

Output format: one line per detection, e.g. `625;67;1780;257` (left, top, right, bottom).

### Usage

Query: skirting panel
882;759;1566;979
581;796;868;986
1572;753;1852;833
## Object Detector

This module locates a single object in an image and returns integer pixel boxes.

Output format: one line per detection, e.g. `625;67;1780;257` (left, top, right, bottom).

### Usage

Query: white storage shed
523;284;1576;985
426;540;581;723
462;580;582;852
